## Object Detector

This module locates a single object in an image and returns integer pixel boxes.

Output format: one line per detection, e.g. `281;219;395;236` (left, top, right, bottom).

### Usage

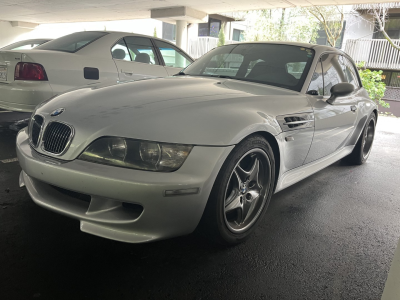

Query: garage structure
1;0;400;51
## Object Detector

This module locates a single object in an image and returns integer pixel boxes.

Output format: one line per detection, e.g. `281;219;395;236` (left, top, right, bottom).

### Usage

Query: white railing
188;37;236;59
345;39;400;70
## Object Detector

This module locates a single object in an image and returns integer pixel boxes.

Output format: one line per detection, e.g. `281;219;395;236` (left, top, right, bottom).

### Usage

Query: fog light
164;188;200;197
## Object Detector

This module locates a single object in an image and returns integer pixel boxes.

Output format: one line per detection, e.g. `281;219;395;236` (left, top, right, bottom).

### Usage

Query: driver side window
322;54;346;96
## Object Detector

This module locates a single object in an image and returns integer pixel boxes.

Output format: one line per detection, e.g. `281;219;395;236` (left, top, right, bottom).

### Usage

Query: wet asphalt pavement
1;115;400;300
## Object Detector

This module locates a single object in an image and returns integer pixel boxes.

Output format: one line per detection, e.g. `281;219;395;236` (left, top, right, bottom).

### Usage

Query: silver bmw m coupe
17;42;377;245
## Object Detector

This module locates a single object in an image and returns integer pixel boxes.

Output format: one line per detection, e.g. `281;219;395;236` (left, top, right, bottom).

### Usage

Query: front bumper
17;128;234;243
0;81;54;112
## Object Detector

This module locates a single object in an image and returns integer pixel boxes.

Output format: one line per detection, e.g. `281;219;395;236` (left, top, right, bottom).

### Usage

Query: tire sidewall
208;135;276;245
359;113;376;164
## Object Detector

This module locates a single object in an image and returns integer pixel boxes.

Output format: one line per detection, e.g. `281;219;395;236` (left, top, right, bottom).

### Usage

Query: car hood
35;76;307;159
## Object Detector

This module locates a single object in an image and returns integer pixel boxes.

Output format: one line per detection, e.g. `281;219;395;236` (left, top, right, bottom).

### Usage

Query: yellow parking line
0;158;18;163
382;238;400;299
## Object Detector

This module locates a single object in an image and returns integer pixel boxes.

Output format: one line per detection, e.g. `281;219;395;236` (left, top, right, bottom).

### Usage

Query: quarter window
154;40;192;68
123;36;159;65
307;59;324;95
111;39;131;61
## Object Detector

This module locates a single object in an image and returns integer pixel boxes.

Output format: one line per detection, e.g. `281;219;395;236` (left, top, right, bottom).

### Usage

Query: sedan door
111;36;168;81
304;53;359;164
152;40;193;76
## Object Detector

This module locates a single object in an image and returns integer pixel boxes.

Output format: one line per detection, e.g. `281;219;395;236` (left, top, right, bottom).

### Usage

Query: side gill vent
284;116;306;128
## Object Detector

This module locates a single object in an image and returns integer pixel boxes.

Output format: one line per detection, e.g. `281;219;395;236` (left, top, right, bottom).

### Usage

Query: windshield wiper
205;75;234;79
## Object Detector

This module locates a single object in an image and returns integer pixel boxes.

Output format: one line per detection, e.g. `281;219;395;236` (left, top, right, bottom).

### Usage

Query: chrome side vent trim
42;121;74;155
277;113;314;132
29;115;44;147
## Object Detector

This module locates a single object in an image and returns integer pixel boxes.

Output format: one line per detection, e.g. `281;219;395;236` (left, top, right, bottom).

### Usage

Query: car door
304;53;359;164
152;39;193;76
111;36;168;81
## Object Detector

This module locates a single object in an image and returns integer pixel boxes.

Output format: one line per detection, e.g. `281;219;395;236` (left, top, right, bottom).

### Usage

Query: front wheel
198;135;276;245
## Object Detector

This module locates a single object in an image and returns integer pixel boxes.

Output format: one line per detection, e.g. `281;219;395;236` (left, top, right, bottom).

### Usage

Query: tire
198;134;276;246
345;113;376;165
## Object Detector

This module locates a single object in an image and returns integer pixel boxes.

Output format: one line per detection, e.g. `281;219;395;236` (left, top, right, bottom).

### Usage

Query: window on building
198;18;221;38
373;16;400;39
315;21;346;49
232;29;244;42
162;22;176;41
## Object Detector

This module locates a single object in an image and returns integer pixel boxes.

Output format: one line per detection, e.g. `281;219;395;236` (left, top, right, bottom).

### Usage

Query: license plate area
0;66;7;81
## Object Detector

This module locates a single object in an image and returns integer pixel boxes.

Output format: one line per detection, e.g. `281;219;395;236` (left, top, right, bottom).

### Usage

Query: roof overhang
1;0;400;24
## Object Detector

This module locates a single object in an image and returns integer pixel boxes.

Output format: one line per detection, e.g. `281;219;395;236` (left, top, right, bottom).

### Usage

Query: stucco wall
0;21;34;48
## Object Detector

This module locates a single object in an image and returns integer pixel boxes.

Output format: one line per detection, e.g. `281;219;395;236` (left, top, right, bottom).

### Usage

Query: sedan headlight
78;137;193;172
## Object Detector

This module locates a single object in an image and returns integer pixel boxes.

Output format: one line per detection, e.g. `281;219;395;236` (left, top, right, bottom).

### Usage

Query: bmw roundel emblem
50;108;65;117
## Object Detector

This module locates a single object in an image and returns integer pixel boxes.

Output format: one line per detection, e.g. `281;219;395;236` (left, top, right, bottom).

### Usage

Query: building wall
0;21;35;48
342;12;374;51
0;19;163;48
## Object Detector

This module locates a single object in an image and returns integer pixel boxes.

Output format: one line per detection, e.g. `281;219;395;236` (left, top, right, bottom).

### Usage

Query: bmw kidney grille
30;115;44;147
29;115;74;155
42;122;73;154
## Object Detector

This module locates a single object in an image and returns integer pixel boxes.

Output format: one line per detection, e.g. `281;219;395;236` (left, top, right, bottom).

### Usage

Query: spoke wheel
224;149;271;233
197;134;275;245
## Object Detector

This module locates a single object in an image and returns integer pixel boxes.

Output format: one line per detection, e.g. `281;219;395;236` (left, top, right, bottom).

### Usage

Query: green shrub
357;62;389;108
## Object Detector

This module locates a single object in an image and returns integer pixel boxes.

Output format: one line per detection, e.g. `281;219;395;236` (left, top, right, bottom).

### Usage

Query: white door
111;37;168;81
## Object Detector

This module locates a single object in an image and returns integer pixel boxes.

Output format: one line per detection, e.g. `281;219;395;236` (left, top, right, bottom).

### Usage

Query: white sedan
0;31;193;112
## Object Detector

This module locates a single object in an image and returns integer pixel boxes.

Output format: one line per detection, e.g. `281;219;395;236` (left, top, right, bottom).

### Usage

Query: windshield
1;39;51;50
36;32;108;53
182;43;315;92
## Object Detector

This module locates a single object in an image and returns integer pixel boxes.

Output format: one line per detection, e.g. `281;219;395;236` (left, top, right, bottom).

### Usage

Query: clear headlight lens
79;137;193;172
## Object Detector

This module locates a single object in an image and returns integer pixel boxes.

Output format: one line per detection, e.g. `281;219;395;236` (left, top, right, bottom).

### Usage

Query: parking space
1;116;399;299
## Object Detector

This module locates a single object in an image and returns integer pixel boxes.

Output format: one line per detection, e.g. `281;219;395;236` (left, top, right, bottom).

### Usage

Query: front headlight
78;137;193;172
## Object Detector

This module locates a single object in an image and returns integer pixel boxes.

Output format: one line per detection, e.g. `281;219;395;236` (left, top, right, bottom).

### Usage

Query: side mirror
327;83;355;104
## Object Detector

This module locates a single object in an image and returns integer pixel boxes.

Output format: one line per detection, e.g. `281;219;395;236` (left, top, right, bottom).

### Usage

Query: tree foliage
303;5;344;47
218;24;225;47
369;4;400;52
244;8;319;43
153;27;157;38
357;62;389;108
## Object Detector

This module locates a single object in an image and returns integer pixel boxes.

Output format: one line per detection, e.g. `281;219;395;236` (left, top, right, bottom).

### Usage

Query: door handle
121;69;133;75
351;105;357;112
283;120;314;126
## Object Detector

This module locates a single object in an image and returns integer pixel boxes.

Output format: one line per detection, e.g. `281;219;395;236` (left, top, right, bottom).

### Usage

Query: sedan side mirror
327;83;355;104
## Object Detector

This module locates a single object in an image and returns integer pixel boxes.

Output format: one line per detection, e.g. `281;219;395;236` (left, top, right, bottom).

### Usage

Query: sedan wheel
198;134;275;245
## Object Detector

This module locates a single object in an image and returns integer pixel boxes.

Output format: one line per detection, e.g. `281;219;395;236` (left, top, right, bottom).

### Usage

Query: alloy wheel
223;148;271;233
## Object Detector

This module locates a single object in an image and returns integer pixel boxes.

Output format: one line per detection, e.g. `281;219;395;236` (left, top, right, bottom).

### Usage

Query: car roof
225;41;343;54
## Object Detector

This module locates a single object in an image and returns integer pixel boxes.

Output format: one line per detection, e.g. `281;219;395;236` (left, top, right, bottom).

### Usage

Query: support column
176;20;188;51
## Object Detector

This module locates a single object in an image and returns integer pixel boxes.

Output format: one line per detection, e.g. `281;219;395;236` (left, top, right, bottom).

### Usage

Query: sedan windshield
36;31;108;53
1;39;51;50
182;43;315;92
